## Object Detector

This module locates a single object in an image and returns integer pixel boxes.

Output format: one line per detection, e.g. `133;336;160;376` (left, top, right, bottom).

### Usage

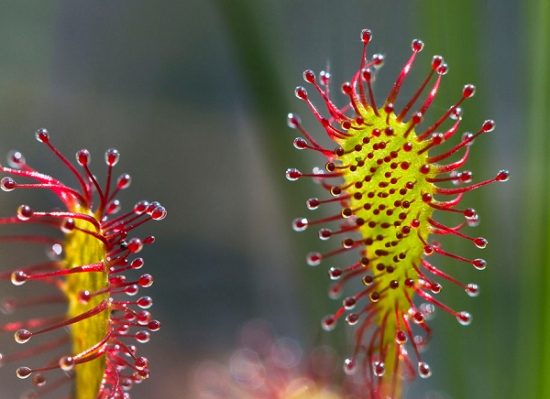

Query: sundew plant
0;130;165;399
287;29;508;398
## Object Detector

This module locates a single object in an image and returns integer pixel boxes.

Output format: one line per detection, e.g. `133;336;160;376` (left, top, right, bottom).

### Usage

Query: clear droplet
343;358;357;375
373;361;385;377
292;218;308;232
418;361;432;378
456;311;472;326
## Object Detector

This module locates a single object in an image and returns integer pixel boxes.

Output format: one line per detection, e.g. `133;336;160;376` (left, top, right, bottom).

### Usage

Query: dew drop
346;313;359;325
105;148;120;166
412;311;425;324
496;170;510;182
472;258;487;270
138;274;154;288
78;290;91;304
131;258;145;269
328;285;342;299
286;168;302;181
474;237;488;249
361;29;372;43
343;296;356;310
466;283;479;297
450;107;462;120
319;228;332;240
46;243;64;261
0;177;16;192
150;205;167;221
456;311;472;326
321;315;336;331
395;330;407;345
106;199;121;215
76;149;91;166
148;320;161;331
306;198;320;210
482;119;495;132
287;113;301;128
292;218;308;232
462;84;476;98
418;361;432;378
328;267;342;280
33;373;46;387
437;63;448;75
16;366;32;379
61;218;75;233
137;311;152;325
17;205;33;221
135;331;151;343
137;296;153;309
293;138;308;150
372;54;385;68
117;173;132;190
11;271;28;286
7;150;25;169
125;285;139;296
35;128;49;143
373;361;385;377
306;252;322;266
295;86;308;100
134;200;149;215
412;39;424;52
135;356;149;370
343;358;357;375
15;329;32;344
128;238;143;253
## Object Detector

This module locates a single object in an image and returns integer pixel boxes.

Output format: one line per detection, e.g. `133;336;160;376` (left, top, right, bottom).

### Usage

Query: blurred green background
0;0;540;398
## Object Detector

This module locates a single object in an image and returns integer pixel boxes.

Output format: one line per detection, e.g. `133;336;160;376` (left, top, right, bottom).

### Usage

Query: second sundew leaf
287;29;508;399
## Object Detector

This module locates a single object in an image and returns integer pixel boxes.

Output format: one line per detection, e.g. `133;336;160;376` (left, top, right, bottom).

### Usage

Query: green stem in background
516;1;550;398
213;0;339;345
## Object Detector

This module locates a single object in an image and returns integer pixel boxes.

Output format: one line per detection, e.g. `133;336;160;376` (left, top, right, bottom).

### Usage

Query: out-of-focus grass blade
516;1;550;398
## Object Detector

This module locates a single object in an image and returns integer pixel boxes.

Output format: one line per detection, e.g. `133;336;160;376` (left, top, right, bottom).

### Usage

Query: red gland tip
431;55;444;69
17;205;33;221
11;271;28;286
16;366;32;379
76;149;91;166
303;69;316;84
293;138;308;150
361;29;372;43
287;113;301;128
292;217;308;232
344;358;357;374
496;170;510;182
321;315;336;331
286;168;302;181
437;63;449;75
307;252;322;266
482;120;496;132
418;362;432;378
14;329;32;344
412;39;424;52
1;176;16;192
372;54;385;67
456;311;472;326
7;150;26;169
295;86;308;100
373;361;385;377
105;148;120;167
117;173;132;190
463;84;476;98
35;128;49;143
